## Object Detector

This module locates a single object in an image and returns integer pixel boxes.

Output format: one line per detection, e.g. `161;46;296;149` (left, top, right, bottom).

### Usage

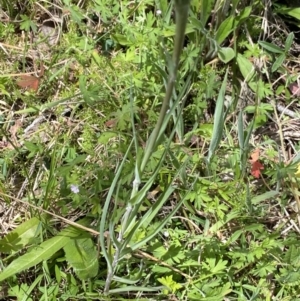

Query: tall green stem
140;0;191;172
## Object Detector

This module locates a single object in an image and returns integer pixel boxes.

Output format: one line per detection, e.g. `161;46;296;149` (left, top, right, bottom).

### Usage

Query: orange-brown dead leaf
251;160;264;178
249;148;264;178
105;119;117;128
250;149;260;163
16;75;40;91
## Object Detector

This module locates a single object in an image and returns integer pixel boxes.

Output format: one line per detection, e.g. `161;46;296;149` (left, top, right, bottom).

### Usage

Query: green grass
1;0;300;300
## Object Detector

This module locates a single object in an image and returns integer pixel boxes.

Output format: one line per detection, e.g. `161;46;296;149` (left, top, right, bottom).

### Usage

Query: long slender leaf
258;41;284;54
99;139;134;273
20;274;43;301
237;110;244;150
121;182;175;251
112;263;144;284
251;190;279;205
140;0;191;172
285;32;294;52
276;7;300;20
207;69;228;162
130;176;197;251
272;53;286;73
108;286;165;293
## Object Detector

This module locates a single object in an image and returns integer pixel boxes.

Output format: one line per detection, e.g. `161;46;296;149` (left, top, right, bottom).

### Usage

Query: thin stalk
140;0;191;172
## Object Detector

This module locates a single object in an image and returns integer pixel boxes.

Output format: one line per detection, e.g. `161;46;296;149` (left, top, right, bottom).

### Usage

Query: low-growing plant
2;0;300;300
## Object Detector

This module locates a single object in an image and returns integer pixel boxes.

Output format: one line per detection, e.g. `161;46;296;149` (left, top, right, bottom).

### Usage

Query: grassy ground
1;0;300;300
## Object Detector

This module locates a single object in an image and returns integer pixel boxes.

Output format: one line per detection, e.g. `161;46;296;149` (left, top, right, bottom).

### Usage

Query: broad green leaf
218;47;235;63
64;236;98;280
112;34;135;46
228;229;243;244
207;69;228;162
79;75;101;105
236;53;258;92
0;82;10;97
201;0;214;25
215;16;234;45
159;0;169;16
251;190;279;205
277;7;300;20
67;5;84;24
8;283;33;301
258;41;284;54
20;15;37;32
234;6;251;25
0;218;92;282
0;217;41;254
272;53;286;72
285;32;294;52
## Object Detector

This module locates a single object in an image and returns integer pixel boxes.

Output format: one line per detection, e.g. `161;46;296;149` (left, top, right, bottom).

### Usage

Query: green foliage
158;275;182;294
64;236;98;280
0;218;93;282
20;15;37;32
1;0;300;299
0;217;41;253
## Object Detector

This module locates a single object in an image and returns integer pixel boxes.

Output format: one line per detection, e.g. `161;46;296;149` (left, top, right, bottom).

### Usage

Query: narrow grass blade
99;139;134;273
15;93;82;114
207;69;228;162
112;263;143;284
108;286;165;293
120;147;171;243
251;190;279;205
20;274;43;301
121;107;189;244
130;85;141;196
121;182;175;251
237;110;244;150
130;175;196;251
239;118;255;176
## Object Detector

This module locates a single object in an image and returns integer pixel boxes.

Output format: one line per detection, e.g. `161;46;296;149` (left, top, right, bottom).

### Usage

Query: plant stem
104;0;191;294
140;0;191;172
